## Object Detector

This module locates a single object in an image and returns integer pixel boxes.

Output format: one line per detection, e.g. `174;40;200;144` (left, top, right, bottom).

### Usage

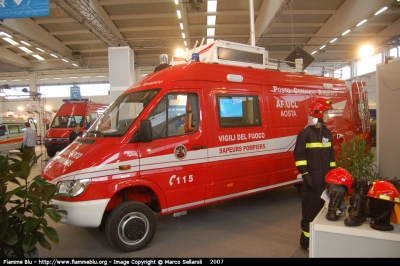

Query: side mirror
139;120;152;143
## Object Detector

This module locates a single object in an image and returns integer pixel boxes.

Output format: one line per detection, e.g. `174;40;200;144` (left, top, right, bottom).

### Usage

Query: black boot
344;179;370;226
326;185;346;221
369;197;395;231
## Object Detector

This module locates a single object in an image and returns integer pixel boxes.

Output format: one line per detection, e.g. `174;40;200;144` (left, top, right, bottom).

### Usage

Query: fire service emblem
174;145;187;160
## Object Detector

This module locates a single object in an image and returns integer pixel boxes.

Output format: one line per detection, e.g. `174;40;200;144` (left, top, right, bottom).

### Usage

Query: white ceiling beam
305;0;394;53
272;23;324;27
50;30;91;36
282;10;335;15
253;0;288;45
0;46;31;69
1;18;73;62
109;11;258;20
99;0;171;5
88;0;125;40
34;18;75;24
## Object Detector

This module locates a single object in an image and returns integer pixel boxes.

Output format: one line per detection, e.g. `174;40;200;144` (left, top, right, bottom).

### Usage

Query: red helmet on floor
367;180;400;203
325;167;354;195
308;98;333;118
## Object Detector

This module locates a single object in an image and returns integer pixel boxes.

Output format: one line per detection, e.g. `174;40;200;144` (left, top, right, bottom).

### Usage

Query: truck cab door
137;90;208;213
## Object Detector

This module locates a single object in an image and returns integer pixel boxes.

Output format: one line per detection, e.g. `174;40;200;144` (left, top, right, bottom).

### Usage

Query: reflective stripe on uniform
295;160;307;166
330;162;336;167
302;230;310;238
306;142;332;148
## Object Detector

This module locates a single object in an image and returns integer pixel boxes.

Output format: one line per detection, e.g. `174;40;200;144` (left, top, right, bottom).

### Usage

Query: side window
0;125;7;136
8;125;20;134
148;93;199;140
17;125;24;133
217;95;261;128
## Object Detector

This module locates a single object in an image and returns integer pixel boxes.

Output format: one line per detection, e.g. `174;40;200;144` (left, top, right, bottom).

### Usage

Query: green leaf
0;216;8;238
38;235;52;250
57;210;68;216
33;175;48;188
13;213;28;221
2;186;24;206
22;234;38;253
1;228;18;245
43;184;57;199
23;219;41;235
39;217;48;227
45;208;62;223
31;203;44;217
26;193;42;207
43;226;59;245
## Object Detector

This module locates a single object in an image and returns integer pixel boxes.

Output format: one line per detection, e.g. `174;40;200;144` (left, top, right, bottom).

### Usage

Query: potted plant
0;149;66;258
336;135;379;226
336;135;379;181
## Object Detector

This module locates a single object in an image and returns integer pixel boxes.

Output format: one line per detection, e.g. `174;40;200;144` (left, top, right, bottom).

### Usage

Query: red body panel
43;63;370;219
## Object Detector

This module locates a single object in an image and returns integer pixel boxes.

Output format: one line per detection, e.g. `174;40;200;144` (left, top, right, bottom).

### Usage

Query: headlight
57;179;91;197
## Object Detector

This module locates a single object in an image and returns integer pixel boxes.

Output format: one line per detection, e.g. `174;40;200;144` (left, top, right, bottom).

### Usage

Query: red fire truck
44;99;108;157
42;40;370;252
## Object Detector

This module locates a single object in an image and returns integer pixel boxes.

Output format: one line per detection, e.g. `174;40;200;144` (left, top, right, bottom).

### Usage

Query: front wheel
105;201;156;252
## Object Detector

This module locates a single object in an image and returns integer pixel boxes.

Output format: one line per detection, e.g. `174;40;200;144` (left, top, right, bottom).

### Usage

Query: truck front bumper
50;198;110;227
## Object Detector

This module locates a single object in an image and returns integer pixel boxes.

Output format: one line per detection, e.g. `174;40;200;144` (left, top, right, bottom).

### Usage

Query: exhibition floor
10;146;308;258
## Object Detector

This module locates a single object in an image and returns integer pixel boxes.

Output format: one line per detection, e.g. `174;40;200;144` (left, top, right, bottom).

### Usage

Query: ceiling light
72;63;78;67
69;76;78;79
96;75;105;78
329;38;337;43
356;19;367;27
36;47;45;52
0;31;11;38
177;10;181;19
182;32;185;38
18;47;33;53
53;77;62;80
320;45;326;50
40;78;49;80
208;1;217;12
61;58;68;62
184;40;187;46
180;22;183;30
12;79;21;81
82;76;91;78
206;38;214;44
32;54;45;60
207;28;215;36
358;45;374;59
374;7;387;15
174;0;178;4
175;48;184;56
20;40;31;46
50;54;58;58
342;29;351;36
311;51;317;55
3;37;18;45
207;16;216;25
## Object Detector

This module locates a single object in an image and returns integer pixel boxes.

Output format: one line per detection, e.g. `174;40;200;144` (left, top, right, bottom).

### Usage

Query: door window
148;93;199;140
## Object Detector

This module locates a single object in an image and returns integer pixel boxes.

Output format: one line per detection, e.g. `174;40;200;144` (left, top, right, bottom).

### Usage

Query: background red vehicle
44;98;108;157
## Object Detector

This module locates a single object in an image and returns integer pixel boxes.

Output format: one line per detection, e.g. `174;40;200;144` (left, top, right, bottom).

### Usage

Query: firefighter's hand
303;173;315;191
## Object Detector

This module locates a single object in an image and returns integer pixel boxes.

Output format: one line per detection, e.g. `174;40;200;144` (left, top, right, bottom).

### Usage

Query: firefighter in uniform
294;98;336;250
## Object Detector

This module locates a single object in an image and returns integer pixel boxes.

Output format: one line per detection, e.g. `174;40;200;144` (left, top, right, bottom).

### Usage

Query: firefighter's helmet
367;180;400;203
308;98;333;118
325;167;354;195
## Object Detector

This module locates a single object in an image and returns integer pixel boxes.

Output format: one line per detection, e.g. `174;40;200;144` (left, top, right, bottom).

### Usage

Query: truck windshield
86;89;160;137
51;116;84;128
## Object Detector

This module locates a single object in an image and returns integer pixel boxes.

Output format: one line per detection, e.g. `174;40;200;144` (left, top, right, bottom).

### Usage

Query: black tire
105;201;156;253
47;150;56;157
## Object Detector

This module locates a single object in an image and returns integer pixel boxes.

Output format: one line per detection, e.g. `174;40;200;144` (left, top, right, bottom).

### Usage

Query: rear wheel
105;201;156;252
